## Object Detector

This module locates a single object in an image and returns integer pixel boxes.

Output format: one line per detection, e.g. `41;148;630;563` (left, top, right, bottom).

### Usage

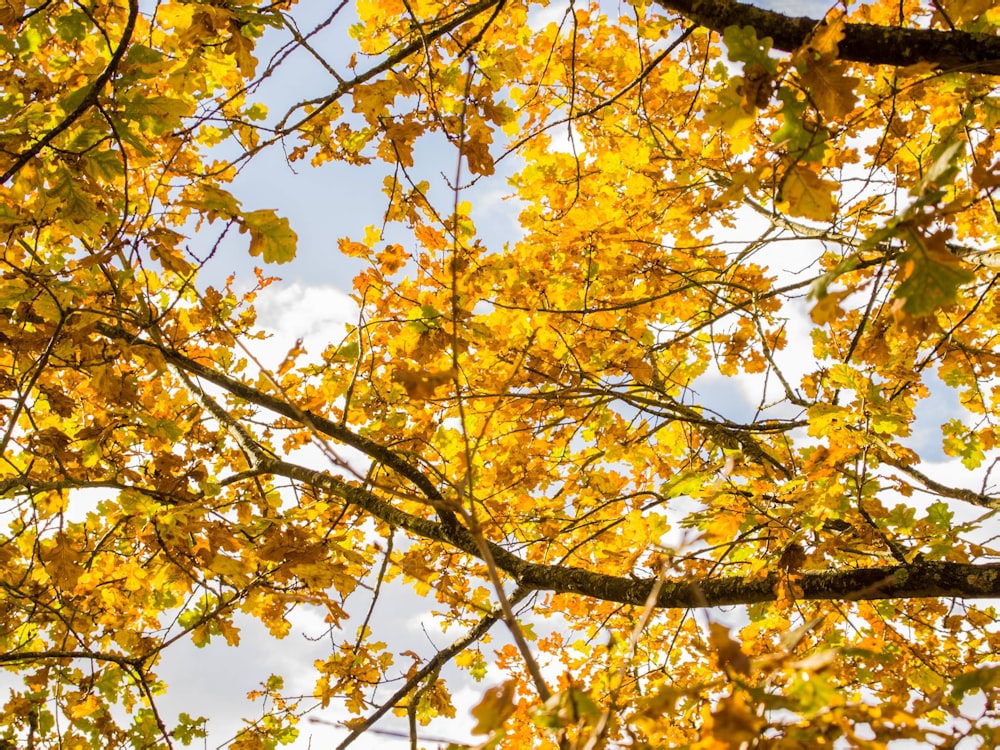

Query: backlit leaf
241;209;298;264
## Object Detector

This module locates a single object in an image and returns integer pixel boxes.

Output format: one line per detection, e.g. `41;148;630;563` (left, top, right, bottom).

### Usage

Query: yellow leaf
69;694;101;719
938;0;993;24
277;338;306;376
778;164;837;220
470;680;517;735
802;11;846;62
810;288;851;325
711;691;767;745
241;209;298;264
798;61;859;121
709;622;751;676
393;365;457;400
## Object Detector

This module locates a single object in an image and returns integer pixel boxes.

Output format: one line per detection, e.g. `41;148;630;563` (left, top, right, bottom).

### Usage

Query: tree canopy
1;0;1000;747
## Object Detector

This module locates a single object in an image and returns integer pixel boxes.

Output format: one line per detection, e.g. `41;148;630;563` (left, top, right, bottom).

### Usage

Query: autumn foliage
2;0;1000;746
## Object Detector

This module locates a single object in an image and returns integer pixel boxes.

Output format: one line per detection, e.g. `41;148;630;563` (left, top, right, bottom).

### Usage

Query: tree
1;0;1000;745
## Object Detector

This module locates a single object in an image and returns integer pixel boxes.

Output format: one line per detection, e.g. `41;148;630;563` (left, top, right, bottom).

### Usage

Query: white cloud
251;282;359;368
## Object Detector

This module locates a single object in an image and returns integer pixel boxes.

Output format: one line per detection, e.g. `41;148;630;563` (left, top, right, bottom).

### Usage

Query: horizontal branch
655;0;1000;74
0;649;141;669
518;558;1000;608
262;455;1000;610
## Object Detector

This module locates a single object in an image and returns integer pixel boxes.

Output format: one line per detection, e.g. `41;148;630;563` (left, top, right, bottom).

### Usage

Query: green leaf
952;666;1000;701
661;471;709;499
869;412;906;435
942;419;986;469
121;44;167;80
191;184;243;222
48;172;106;231
722;25;778;73
786;671;842;715
171;714;208;745
241;209;298;264
532;688;601;730
914;139;964;198
121;94;194;135
407;304;444;332
772;88;828;162
83;148;124;182
0;203;25;232
332;341;359;362
894;235;974;316
54;9;90;43
981;96;1000;129
925;502;953;527
887;503;917;531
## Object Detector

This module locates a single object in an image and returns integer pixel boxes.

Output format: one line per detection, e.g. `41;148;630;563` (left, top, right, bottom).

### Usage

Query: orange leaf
709;623;751;676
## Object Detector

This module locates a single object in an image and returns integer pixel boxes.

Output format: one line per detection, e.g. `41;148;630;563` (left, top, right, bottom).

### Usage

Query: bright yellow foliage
2;0;1000;747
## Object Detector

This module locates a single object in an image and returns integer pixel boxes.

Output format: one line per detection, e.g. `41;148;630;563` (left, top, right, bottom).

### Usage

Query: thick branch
518;559;1000;608
654;0;1000;74
262;455;1000;610
0;649;142;669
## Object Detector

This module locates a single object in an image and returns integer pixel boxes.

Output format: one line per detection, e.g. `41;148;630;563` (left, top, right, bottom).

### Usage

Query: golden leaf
393;365;457;400
778;164;838;220
709;623;751;676
470;680;517;735
798;61;859;121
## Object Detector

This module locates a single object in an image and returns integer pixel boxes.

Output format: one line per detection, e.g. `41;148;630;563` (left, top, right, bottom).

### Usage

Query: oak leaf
778;164;838;220
709;622;751;676
241;209;298;264
798;60;859;121
470;680;517;735
894;231;975;316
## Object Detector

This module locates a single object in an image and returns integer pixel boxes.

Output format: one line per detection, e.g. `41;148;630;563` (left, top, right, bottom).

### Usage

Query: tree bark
261;454;1000;610
516;559;1000;608
654;0;1000;75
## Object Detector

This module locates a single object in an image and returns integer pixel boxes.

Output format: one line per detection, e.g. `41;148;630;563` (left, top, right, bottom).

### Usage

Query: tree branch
335;587;531;750
517;558;1000;608
654;0;1000;74
0;649;143;669
260;453;1000;610
878;451;1000;511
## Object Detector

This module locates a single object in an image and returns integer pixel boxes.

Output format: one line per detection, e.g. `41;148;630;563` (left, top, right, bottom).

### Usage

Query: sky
128;0;1000;748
